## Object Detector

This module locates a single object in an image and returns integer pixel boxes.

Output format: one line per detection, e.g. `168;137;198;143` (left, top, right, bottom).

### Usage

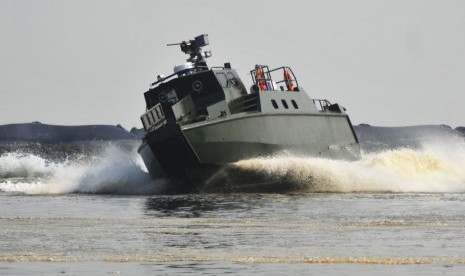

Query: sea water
1;138;465;275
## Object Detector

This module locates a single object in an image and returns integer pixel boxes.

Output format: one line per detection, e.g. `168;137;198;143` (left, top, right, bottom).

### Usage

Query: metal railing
141;103;166;131
313;99;332;112
250;65;299;91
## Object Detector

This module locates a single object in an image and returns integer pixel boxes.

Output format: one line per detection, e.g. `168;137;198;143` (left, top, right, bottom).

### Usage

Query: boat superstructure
138;34;359;186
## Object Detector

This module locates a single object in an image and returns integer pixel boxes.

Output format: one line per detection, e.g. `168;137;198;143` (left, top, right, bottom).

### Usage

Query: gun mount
167;34;212;70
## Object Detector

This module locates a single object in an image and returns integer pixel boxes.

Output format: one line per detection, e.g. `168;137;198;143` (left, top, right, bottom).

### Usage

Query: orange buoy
284;69;295;91
255;66;267;91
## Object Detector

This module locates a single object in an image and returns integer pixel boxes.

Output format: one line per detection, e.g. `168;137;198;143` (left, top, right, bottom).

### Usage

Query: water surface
1;139;465;274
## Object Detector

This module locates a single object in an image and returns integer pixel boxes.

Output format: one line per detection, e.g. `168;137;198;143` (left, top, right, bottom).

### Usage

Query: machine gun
167;34;212;69
151;34;212;87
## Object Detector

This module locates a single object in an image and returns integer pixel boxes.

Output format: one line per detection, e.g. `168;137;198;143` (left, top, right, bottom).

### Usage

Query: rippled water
2;193;465;274
1;139;465;274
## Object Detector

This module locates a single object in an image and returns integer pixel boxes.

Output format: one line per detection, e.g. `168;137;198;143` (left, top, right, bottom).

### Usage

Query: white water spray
0;145;153;195
205;138;465;193
1;138;465;195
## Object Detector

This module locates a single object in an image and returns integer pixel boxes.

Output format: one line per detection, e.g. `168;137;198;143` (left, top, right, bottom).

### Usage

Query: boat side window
291;100;299;109
216;73;228;88
281;99;289;109
227;72;238;87
271;99;278;109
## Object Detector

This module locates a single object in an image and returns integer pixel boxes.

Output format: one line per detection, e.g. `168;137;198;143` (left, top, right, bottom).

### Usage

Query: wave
203;138;465;193
0;144;156;195
1;255;464;265
1;137;464;195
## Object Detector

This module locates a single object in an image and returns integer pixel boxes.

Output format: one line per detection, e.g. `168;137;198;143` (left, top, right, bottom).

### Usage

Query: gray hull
184;112;359;163
139;110;359;186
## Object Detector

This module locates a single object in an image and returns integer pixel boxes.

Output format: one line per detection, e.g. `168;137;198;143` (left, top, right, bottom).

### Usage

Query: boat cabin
140;34;343;132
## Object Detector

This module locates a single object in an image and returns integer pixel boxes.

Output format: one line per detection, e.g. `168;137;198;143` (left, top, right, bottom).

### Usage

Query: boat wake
1;137;464;195
0;144;157;195
203;138;465;193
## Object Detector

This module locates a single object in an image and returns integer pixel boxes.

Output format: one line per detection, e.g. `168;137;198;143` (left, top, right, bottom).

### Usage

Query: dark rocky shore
0;122;143;143
0;123;143;162
353;124;465;152
0;122;463;160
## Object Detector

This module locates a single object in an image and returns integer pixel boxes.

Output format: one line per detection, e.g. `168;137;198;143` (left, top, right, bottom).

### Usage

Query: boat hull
139;111;359;187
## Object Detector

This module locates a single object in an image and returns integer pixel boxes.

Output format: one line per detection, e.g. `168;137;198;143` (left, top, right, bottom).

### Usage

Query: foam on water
0;152;63;179
2;255;465;265
1;137;464;195
0;145;154;195
204;138;465;193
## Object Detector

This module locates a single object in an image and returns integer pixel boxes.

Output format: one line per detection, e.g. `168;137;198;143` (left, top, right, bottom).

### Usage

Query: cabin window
159;89;178;104
271;99;278;109
281;99;289;109
216;73;228;88
291;100;299;109
227;72;238;87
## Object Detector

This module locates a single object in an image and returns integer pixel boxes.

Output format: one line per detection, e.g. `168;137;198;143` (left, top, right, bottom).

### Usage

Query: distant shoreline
0;122;144;143
0;122;463;145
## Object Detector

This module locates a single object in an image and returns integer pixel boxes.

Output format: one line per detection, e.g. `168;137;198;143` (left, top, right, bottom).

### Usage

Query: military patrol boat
138;34;359;186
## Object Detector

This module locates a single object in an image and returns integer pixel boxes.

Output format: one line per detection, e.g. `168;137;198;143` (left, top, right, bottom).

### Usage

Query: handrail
249;65;299;91
313;99;332;112
140;103;167;131
150;65;225;88
150;72;177;87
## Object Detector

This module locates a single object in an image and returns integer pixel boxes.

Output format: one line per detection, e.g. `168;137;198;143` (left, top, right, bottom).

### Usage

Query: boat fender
284;70;295;91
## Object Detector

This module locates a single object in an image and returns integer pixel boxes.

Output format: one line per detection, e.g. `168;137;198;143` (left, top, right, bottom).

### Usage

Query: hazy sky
1;0;465;129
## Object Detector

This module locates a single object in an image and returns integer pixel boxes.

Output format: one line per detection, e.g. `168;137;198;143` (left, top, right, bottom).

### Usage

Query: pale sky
1;0;465;129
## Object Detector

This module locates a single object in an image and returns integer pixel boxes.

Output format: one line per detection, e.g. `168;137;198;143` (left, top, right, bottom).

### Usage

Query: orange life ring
256;66;267;91
284;70;295;91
